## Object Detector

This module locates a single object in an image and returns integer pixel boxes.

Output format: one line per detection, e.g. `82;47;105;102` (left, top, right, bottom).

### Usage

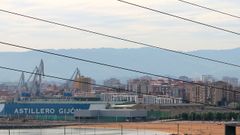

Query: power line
178;0;240;19
0;41;239;95
117;0;240;36
0;7;237;112
0;64;237;111
0;67;113;90
0;9;240;69
0;9;239;108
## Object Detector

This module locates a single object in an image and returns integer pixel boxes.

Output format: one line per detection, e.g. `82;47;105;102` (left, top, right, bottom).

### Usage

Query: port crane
17;60;44;99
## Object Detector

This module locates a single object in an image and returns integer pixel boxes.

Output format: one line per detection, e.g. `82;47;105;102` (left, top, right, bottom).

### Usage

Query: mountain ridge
0;47;239;83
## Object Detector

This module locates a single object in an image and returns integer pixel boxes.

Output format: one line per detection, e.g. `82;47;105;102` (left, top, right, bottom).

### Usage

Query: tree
206;112;214;120
195;113;202;120
216;112;223;121
181;113;189;120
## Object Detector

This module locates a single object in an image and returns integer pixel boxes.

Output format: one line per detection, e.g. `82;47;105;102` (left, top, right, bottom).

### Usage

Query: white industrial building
99;93;138;103
141;95;182;104
100;93;182;105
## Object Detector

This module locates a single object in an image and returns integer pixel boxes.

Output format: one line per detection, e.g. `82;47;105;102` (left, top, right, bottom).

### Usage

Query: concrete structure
127;79;151;94
66;68;93;95
99;93;138;103
100;93;182;105
140;95;182;104
186;81;234;106
225;123;240;135
223;76;239;87
127;78;187;98
133;104;204;116
179;76;191;82
103;78;124;89
202;75;215;83
0;100;107;121
210;81;234;105
73;76;93;93
189;83;207;104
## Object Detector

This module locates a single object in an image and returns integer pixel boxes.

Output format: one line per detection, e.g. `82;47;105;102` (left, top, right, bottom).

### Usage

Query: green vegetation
178;112;240;121
34;115;75;121
147;110;170;120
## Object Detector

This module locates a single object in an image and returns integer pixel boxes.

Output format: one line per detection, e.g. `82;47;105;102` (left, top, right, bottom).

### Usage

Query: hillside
0;47;239;83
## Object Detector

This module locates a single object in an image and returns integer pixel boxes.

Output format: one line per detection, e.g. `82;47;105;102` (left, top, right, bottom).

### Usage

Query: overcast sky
0;0;239;52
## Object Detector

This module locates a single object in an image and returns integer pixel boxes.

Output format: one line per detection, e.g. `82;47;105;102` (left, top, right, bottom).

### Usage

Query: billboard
1;103;91;116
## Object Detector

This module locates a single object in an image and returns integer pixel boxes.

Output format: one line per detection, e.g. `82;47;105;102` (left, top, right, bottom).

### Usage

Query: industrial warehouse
0;60;152;122
74;109;147;122
0;60;227;122
0;102;148;121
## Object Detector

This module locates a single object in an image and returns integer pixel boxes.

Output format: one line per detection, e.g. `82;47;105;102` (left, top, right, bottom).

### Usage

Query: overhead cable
178;0;240;19
0;41;239;95
0;64;236;111
0;9;240;68
117;0;240;36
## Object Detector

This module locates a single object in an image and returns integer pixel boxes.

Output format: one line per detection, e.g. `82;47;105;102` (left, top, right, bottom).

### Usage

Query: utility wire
0;65;122;92
0;64;237;111
117;0;240;36
0;7;238;112
178;0;240;19
0;9;239;107
0;9;240;69
0;41;239;95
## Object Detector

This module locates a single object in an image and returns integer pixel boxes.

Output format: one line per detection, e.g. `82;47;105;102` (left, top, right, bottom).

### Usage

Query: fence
0;122;238;135
0;127;166;135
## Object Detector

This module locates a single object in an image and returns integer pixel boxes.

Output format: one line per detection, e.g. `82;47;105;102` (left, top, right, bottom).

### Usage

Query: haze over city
0;1;240;135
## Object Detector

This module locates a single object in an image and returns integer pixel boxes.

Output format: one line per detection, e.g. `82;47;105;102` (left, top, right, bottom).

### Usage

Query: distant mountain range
0;47;240;83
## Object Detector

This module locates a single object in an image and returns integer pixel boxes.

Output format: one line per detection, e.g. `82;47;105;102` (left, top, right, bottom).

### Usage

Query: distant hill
0;47;240;83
